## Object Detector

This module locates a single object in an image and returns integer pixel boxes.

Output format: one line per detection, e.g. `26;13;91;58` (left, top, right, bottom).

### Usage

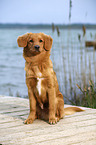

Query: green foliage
76;80;96;109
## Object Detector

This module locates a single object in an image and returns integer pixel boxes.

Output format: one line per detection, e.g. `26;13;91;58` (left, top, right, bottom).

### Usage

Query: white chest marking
38;72;42;77
36;78;44;96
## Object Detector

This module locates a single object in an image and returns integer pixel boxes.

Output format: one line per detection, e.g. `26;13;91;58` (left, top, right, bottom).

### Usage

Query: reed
52;23;55;33
62;47;68;96
69;0;72;22
77;81;96;108
56;26;60;36
51;23;60;36
82;25;86;36
51;26;96;108
78;34;81;42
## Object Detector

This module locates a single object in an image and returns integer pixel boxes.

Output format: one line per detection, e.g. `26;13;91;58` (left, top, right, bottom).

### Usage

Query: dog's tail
64;107;84;115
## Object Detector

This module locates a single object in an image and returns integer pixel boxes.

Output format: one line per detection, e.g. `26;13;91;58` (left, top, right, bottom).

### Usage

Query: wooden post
85;41;96;49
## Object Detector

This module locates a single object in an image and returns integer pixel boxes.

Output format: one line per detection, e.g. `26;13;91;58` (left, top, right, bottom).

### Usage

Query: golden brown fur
17;32;84;124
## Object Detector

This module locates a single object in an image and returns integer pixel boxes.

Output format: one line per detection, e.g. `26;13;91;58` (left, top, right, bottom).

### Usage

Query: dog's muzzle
34;45;40;52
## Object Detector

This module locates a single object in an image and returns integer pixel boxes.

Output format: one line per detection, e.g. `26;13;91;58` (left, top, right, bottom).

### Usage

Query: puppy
17;32;84;124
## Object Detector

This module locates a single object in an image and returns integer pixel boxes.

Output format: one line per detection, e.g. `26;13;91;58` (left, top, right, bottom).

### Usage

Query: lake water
0;28;96;103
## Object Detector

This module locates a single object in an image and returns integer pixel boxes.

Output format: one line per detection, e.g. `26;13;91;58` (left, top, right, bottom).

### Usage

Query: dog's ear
42;33;53;51
17;33;29;47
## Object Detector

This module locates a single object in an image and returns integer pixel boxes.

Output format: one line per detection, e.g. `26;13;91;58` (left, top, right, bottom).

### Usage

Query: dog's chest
36;72;44;96
36;77;44;96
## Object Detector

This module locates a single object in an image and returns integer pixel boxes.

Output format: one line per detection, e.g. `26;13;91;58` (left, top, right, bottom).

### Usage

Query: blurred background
0;0;96;107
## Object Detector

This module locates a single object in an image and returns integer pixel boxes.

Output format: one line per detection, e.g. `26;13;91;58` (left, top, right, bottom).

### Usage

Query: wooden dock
0;95;96;145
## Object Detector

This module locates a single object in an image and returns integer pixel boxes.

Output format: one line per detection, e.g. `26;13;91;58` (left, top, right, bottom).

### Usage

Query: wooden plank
0;110;95;131
0;117;96;144
0;96;29;107
0;115;21;123
1;110;29;117
0;96;96;145
0;107;29;114
0;118;96;140
73;140;96;145
2;129;96;145
34;131;96;145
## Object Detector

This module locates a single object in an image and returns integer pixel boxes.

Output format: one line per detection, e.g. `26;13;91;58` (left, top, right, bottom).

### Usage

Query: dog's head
17;33;53;57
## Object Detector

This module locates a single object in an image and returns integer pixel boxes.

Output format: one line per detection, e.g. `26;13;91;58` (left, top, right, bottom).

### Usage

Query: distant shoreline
0;23;96;29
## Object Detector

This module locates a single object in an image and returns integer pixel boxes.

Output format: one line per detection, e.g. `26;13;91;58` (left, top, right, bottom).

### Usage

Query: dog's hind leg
56;92;64;119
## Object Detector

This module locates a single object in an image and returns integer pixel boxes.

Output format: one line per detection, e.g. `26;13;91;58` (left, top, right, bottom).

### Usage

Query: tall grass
77;81;96;108
51;26;96;108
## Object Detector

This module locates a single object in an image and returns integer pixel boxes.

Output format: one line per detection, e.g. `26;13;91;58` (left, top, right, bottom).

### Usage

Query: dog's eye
29;39;33;42
40;39;43;42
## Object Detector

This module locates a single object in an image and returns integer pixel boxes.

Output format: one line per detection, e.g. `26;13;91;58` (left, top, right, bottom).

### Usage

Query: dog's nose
34;45;40;51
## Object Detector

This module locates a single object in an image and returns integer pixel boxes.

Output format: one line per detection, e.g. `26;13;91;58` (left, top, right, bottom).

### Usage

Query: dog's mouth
24;47;41;57
29;45;41;56
28;49;41;56
31;51;41;56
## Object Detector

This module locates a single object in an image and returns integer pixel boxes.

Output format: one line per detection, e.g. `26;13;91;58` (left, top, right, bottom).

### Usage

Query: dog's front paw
49;117;57;125
24;117;34;124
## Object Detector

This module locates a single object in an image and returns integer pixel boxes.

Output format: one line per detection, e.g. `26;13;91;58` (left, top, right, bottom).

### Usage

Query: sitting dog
17;32;84;124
